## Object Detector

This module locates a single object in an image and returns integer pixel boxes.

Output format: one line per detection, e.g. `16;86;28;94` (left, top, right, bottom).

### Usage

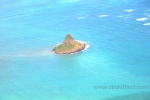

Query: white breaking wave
77;17;84;19
143;23;150;26
99;15;108;17
70;40;90;54
118;15;132;18
76;40;90;51
149;15;150;18
124;9;134;12
136;17;147;21
84;43;90;51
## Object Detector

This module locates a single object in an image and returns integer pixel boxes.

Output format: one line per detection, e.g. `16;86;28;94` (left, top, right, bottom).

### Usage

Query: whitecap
99;15;108;17
124;9;134;12
73;40;90;52
136;17;147;21
149;15;150;18
76;40;90;52
84;44;90;51
77;17;84;19
143;23;150;26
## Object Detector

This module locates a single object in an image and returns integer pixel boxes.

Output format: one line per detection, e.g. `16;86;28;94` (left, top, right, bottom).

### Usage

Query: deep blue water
0;0;150;100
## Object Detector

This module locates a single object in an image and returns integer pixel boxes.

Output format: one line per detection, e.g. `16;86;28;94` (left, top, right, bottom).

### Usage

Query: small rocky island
53;34;86;54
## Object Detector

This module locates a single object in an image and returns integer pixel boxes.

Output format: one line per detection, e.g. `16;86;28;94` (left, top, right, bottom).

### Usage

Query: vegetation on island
53;34;85;54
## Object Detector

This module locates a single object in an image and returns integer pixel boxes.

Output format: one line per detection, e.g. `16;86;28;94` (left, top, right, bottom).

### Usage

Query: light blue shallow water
0;0;150;100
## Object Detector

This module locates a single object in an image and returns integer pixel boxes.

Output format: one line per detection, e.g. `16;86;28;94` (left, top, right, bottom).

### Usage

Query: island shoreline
53;43;86;54
53;34;88;54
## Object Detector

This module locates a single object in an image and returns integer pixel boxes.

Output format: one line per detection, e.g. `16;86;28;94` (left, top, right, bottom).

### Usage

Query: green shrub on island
53;34;85;54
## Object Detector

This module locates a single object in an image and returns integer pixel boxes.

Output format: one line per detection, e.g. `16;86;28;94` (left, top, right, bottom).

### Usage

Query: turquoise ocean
0;0;150;100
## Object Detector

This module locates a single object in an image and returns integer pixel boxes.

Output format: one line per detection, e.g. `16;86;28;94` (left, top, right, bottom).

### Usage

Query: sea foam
143;23;150;26
124;9;134;12
136;17;147;21
99;15;108;17
74;40;90;52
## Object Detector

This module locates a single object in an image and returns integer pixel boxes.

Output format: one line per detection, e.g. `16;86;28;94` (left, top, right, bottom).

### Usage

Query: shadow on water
102;92;150;100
